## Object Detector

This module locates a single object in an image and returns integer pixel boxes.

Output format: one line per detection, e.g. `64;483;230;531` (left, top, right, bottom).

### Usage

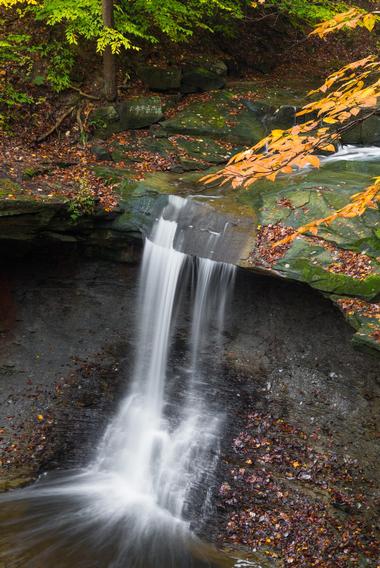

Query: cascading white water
0;195;237;568
91;195;235;525
322;144;380;163
93;196;188;516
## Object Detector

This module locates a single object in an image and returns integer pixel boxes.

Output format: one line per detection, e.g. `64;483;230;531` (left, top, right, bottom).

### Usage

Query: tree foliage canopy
0;0;351;56
0;0;245;54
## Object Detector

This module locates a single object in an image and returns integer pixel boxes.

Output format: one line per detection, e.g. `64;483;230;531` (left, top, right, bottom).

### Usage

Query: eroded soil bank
0;249;379;566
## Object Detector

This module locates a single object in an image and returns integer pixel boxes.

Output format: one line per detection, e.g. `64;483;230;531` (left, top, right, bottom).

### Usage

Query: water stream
0;196;238;567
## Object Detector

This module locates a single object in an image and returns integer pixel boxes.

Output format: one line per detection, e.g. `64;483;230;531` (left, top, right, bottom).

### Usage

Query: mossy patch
0;178;22;197
331;296;380;354
274;239;380;300
160;91;266;144
251;167;380;258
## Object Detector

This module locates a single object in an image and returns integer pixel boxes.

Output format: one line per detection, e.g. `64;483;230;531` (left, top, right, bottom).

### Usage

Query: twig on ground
35;106;76;143
69;85;101;101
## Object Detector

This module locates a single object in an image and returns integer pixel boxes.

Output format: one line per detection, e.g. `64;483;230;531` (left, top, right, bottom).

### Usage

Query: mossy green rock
252;165;380;257
274;239;380;300
0;178;22;197
90;97;164;138
119;96;163;130
332;296;380;354
159;91;266;144
181;67;226;94
90;105;121;139
137;65;182;91
172;137;231;165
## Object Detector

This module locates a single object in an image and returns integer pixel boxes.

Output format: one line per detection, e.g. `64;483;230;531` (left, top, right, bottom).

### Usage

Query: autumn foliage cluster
204;6;380;244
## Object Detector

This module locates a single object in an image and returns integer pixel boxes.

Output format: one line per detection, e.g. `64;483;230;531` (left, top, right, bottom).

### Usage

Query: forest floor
0;18;375;211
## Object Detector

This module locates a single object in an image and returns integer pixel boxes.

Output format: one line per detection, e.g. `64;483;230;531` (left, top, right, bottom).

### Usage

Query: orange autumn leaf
310;8;379;39
202;56;379;197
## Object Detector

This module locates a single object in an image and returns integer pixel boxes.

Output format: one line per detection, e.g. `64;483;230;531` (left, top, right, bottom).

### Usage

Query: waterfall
92;195;236;524
0;195;236;568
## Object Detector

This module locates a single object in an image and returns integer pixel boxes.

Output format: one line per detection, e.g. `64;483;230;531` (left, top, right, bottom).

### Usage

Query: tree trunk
102;0;117;102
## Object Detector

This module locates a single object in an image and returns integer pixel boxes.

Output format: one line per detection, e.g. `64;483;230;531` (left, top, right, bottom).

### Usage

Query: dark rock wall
228;270;379;482
0;250;378;495
0;249;139;485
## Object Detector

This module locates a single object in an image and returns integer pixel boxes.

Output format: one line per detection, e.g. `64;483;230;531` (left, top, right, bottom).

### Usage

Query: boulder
241;100;273;119
90;105;120;139
181;67;226;94
341;113;380;146
204;60;228;77
119;96;164;130
250;56;277;75
90;97;164;138
341;123;362;145
361;114;380;146
265;105;297;132
137;65;182;92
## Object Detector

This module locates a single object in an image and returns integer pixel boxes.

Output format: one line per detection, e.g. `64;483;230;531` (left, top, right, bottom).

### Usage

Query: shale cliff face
0;252;139;490
0;247;378;487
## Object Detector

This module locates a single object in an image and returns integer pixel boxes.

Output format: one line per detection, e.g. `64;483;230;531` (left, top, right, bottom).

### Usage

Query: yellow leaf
323;117;338;124
308;155;320;168
267;172;278;182
271;129;284;139
291;461;301;469
37;414;44;422
363;14;376;32
350;108;361;116
321;144;336;152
